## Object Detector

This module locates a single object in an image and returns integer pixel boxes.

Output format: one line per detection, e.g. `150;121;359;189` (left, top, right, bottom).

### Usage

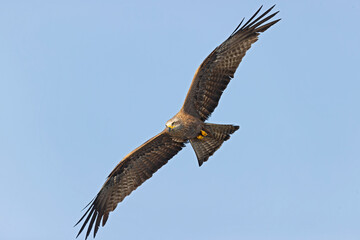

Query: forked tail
190;123;239;166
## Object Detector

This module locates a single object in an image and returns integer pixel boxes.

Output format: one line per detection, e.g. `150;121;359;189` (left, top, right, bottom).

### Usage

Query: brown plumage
190;124;240;166
76;5;280;239
182;5;280;121
76;131;185;238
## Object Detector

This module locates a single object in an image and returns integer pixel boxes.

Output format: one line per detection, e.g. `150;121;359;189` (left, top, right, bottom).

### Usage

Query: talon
197;135;204;140
197;130;207;140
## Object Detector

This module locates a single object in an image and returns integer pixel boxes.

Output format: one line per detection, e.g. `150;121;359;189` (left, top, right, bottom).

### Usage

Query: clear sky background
1;1;359;240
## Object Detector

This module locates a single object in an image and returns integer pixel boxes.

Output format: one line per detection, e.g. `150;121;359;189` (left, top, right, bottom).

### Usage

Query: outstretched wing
182;5;280;121
76;131;185;239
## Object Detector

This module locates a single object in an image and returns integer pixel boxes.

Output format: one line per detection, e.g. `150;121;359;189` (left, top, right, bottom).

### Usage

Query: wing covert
182;5;280;121
76;131;185;239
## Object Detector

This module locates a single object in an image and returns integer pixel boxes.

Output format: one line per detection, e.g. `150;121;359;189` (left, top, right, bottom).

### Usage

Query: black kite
76;5;280;239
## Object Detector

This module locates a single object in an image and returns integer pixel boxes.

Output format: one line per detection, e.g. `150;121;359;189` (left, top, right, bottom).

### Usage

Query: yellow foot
197;130;208;139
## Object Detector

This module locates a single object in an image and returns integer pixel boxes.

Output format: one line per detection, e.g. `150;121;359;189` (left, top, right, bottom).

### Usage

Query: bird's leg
197;130;208;140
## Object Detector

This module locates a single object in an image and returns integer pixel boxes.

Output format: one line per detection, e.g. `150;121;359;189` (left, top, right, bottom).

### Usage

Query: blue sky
1;1;359;240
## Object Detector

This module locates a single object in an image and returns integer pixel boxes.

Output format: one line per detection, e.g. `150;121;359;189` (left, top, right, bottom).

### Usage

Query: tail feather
190;123;239;166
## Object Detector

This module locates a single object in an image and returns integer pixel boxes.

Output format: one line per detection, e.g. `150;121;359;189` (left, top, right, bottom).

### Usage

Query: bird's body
76;6;280;239
166;110;204;140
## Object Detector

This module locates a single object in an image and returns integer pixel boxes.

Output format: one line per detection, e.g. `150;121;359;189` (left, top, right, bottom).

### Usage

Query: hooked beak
167;124;174;132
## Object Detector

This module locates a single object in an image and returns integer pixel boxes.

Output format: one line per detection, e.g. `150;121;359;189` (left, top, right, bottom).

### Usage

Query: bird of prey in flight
76;5;280;239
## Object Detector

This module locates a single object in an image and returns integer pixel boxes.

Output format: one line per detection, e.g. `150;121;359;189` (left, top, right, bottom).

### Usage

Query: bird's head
165;116;182;132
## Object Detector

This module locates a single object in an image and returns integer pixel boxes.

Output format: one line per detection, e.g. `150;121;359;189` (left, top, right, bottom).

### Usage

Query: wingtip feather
228;5;280;38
